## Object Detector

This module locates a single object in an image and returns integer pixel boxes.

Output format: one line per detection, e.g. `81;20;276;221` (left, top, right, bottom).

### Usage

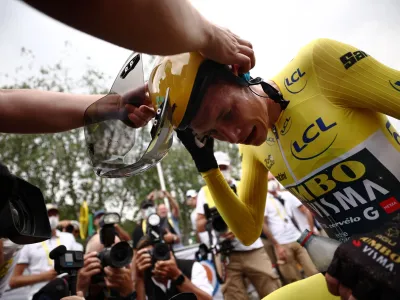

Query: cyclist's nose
216;124;242;144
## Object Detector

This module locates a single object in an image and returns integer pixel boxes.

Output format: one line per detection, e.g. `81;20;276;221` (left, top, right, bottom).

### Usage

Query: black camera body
195;204;234;260
54;250;84;273
50;245;84;295
0;163;51;244
146;213;171;266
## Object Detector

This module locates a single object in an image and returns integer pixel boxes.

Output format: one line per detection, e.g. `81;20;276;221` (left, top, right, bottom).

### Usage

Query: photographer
9;204;75;300
0;239;24;297
60;220;84;252
132;200;180;250
76;233;135;299
135;235;212;300
87;210;131;245
196;152;281;299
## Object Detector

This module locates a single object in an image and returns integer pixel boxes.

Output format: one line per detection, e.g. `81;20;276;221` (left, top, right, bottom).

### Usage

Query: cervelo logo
323;216;361;229
291;117;337;160
284;68;307;94
389;80;400;92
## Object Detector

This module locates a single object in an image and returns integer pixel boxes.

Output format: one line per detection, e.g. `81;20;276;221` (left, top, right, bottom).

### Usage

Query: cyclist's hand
176;128;217;173
200;25;255;73
326;220;400;300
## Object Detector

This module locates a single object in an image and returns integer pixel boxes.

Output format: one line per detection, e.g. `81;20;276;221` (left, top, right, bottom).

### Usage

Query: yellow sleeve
201;146;268;245
262;274;339;300
311;38;400;118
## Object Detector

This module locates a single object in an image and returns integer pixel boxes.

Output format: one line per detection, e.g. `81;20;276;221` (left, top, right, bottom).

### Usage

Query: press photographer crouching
76;213;136;299
135;232;212;300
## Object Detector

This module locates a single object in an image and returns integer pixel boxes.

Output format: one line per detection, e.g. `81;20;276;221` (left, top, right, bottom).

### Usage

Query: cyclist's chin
252;124;267;146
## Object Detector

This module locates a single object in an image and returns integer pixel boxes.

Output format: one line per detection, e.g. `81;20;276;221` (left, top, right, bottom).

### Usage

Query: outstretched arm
0;86;153;134
0;89;99;133
163;190;180;219
23;0;255;72
24;0;211;56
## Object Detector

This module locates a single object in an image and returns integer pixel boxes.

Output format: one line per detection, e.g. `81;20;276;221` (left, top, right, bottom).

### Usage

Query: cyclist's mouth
244;126;257;144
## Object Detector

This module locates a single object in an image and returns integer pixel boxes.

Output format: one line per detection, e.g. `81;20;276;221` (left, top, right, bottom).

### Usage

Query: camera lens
212;215;228;233
109;242;133;268
10;204;21;231
9;199;30;234
153;243;170;261
114;247;128;261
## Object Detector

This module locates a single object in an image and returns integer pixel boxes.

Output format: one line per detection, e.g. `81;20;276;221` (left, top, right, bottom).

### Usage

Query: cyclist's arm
23;0;212;56
201;147;268;245
312;38;400;117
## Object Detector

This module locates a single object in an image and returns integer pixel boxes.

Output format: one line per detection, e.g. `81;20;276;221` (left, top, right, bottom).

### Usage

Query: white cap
46;203;59;212
186;189;197;198
70;220;80;230
214;151;231;166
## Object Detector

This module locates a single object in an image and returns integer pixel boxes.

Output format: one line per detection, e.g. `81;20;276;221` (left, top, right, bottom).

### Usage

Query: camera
98;212;133;268
195;204;234;284
0;163;51;244
49;245;84;295
52;248;84;273
200;204;233;256
205;205;228;234
146;213;171;265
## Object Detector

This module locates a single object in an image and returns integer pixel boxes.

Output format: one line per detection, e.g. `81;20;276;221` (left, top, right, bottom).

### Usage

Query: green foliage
0;47;240;245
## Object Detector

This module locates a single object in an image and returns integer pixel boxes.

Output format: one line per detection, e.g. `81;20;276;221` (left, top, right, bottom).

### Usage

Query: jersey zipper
272;125;298;183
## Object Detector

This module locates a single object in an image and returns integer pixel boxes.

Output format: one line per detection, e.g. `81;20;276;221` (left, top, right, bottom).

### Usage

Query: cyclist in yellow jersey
145;38;400;300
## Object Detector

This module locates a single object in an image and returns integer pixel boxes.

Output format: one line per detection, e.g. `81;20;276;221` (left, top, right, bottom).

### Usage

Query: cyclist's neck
266;80;283;127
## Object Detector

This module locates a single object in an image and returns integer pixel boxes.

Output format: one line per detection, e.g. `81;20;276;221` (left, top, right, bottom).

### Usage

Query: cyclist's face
190;82;269;146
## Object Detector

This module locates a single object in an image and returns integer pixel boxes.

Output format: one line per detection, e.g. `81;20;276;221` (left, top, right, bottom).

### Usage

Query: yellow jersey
200;38;400;299
202;38;400;245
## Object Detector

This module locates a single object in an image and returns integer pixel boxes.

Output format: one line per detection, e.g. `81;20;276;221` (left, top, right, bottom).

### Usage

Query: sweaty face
190;81;270;146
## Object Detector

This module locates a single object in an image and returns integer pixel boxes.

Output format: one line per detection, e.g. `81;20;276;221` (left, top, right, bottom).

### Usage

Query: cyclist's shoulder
294;38;359;66
303;38;354;53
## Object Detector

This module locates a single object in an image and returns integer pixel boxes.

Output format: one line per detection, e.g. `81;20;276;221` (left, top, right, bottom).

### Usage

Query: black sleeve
132;226;144;249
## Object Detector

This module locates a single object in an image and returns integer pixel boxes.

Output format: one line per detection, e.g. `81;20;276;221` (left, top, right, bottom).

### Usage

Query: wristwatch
119;290;137;300
172;273;185;286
